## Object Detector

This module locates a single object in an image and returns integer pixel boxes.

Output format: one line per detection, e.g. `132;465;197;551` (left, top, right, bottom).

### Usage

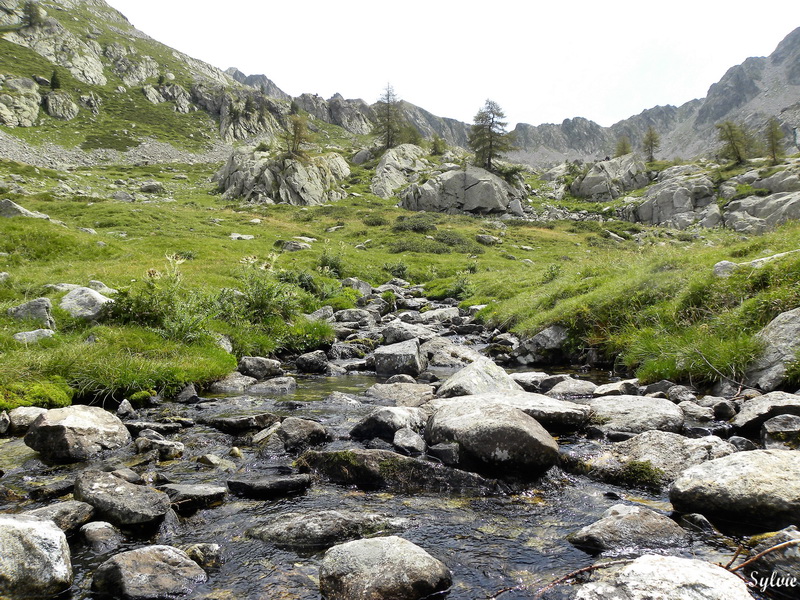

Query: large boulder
0;514;72;599
215;149;350;205
25;500;95;534
371;144;429;198
585;431;736;488
419;336;482;368
91;545;207;600
587;395;684;435
425;400;559;476
0;199;50;220
567;504;688;553
350;407;426;441
670;449;800;529
745;307;800;391
0;76;41;127
513;325;569;365
400;165;523;215
73;470;171;527
319;536;452;600
571;154;650;200
373;338;427;377
43;91;79;120
574;554;753;600
249;510;407;550
59;287;113;320
436;357;522;398
24;405;132;463
425;391;590;432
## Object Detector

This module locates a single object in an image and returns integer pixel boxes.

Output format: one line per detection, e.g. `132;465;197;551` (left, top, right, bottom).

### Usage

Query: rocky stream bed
1;280;799;600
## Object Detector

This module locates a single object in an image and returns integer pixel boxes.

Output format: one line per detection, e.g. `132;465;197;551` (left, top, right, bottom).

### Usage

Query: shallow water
1;374;752;599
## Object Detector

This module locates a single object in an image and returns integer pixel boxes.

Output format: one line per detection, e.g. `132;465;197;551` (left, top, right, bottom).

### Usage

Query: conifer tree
716;121;748;165
23;1;42;27
642;126;661;163
374;83;403;150
468;99;515;172
614;135;632;157
764;118;784;165
50;69;61;90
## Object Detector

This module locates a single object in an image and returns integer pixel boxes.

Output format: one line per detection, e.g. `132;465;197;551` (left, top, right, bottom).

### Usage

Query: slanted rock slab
587;395;684;435
436;357;522;398
74;470;171;527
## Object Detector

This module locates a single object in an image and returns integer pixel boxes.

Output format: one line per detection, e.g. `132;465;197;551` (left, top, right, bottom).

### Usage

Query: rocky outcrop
371;144;429;198
24;405;132;463
192;84;287;142
0;514;72;599
295;92;374;135
570;154;650;200
215;148;350;205
622;171;720;229
400;165;526;216
224;67;292;101
0;75;41;127
723;191;800;233
42;91;79;121
319;536;452;600
670;449;800;529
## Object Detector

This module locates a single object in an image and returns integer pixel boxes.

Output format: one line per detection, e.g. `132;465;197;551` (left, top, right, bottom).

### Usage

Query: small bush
382;261;409;279
362;214;388;227
318;249;345;278
392;213;439;233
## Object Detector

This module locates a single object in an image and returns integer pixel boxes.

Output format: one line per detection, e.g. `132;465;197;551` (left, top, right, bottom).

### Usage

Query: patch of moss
618;460;664;490
1;378;74;411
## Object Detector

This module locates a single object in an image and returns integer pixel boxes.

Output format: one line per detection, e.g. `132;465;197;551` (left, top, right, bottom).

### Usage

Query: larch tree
374;83;403;150
764;118;785;165
614;135;632;157
642;126;661;163
468;99;515;172
716;121;748;165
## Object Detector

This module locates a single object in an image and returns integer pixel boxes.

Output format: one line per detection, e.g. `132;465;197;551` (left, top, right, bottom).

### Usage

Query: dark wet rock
0;410;9;435
175;383;200;404
124;421;183;436
394;428;426;455
249;510;409;550
419;336;482;368
237;356;283;379
587;395;684;435
319;536;452;600
199;412;280;433
667;384;698;404
91;545;207;600
585;431;736;488
427;442;460;466
27;478;74;501
509;371;549;392
0;514;72;599
81;521;124;553
574;554;753;600
179;543;223;571
207;372;257;394
159;484;227;513
742;525;800;598
226;474;312;499
297;448;501;494
425;400;558;476
436;357;522;398
276;417;328;451
74;470;171;527
762;414;800;449
731;391;800;436
24;405;132;463
350;407;426;441
374;338;427;377
642;380;677;395
296;349;330;373
567;504;688;554
248;376;297;395
670;449;800;529
26;500;95;533
364;382;435;407
729;435;760;451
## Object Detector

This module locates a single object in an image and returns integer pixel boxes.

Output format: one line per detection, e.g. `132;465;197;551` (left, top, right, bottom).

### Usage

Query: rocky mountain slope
0;0;798;169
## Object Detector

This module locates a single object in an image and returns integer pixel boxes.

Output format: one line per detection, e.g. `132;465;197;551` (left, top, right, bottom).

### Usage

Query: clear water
0;374;749;599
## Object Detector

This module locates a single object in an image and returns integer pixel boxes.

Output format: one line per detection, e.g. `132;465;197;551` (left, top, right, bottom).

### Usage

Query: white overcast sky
105;0;799;128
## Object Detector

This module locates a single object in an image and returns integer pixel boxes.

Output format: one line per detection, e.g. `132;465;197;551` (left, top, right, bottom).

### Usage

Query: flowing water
0;373;750;599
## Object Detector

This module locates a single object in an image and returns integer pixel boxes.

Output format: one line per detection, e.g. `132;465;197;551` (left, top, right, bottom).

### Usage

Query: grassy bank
1;152;800;408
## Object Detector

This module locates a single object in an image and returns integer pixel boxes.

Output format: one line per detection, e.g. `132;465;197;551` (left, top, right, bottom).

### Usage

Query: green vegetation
642;127;661;163
617;460;665;490
614;135;632;157
469;99;516;172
